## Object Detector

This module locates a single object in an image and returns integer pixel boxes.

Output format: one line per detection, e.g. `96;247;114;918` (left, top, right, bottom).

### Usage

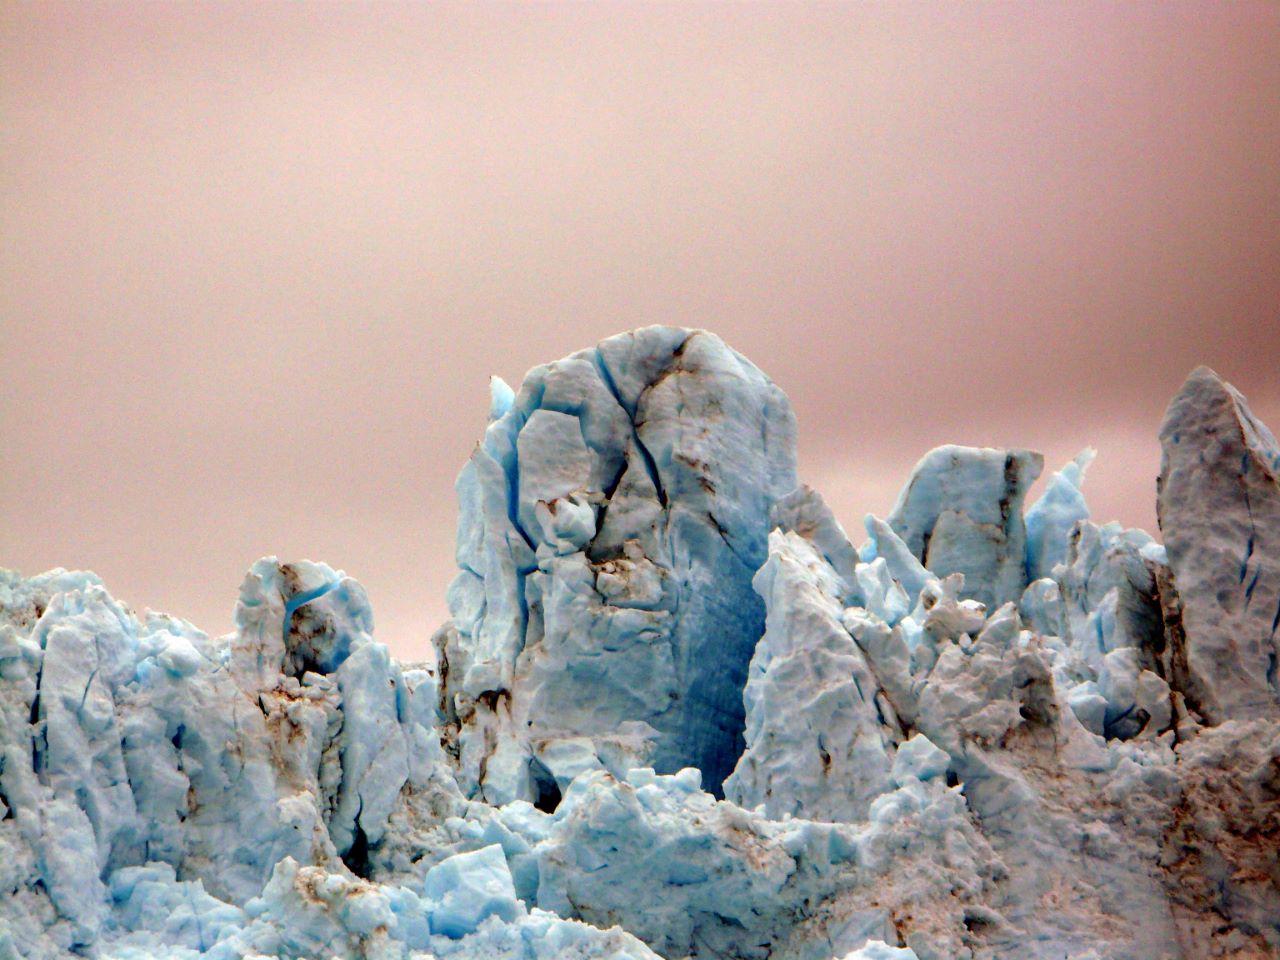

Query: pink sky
3;3;1278;659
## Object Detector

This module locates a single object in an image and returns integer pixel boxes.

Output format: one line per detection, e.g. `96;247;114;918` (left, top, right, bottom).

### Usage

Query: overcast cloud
3;2;1278;659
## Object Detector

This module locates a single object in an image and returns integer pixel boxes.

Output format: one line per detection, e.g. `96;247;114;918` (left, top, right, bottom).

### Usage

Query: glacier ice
886;446;1043;611
1157;365;1280;723
723;527;897;822
3;334;1279;960
440;327;798;803
0;562;658;960
1024;447;1094;582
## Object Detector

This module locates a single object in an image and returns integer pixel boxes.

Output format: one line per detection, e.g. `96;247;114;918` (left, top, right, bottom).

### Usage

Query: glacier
2;327;1278;960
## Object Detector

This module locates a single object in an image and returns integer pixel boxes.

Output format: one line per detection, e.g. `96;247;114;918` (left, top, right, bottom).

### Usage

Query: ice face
0;562;659;960
886;446;1044;611
1157;365;1280;724
1024;448;1095;582
723;529;896;822
3;333;1280;960
440;327;798;802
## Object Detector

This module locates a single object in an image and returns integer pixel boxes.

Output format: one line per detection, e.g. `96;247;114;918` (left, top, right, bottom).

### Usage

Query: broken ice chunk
422;844;523;939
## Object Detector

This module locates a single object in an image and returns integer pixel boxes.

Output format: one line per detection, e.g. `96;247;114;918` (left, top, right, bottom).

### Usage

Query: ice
886;445;1043;610
3;332;1280;959
421;844;521;938
1158;365;1280;723
861;514;930;608
837;945;919;960
723;530;896;822
1024;448;1095;582
890;734;950;785
1053;519;1180;740
517;764;998;960
439;327;798;802
770;485;862;602
0;561;658;960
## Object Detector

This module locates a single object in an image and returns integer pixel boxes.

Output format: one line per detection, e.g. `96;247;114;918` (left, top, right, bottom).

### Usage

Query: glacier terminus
2;328;1278;960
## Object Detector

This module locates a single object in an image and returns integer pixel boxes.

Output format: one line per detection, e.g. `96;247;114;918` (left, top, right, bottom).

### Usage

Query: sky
3;2;1279;661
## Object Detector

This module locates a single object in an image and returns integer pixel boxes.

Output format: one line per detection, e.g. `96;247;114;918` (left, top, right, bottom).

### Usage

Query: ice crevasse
2;328;1278;960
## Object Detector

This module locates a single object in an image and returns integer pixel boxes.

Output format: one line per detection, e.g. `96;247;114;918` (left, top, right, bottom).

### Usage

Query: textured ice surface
3;339;1279;959
886;446;1043;611
1024;448;1094;582
1157;365;1280;723
440;327;798;803
724;528;896;822
0;562;657;960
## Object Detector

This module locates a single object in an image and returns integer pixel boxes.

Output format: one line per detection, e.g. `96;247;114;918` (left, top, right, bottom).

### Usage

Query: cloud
3;4;1278;658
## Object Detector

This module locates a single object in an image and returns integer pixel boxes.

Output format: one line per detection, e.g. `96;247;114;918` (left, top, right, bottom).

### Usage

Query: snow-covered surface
2;332;1277;959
